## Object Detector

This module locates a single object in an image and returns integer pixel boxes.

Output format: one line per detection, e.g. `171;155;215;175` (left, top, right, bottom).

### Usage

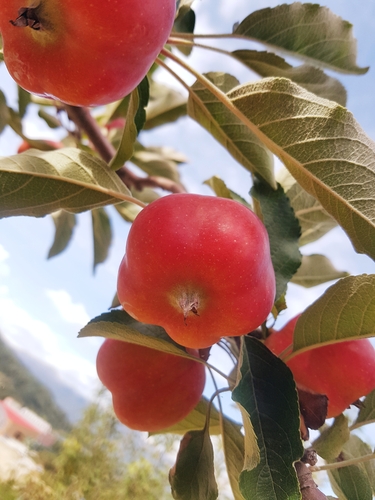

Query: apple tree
1;1;375;499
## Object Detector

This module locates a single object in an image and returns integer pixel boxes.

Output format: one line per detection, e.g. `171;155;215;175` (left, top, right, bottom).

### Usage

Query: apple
265;315;375;418
0;0;176;106
117;193;276;349
96;338;206;432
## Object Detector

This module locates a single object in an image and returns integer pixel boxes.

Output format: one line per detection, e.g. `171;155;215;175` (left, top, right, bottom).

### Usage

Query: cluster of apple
97;194;276;431
100;193;375;432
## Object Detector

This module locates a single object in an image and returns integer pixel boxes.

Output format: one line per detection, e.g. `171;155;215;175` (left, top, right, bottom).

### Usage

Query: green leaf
188;72;275;188
169;427;218;500
291;254;349;288
227;78;375;260
47;210;76;259
234;3;368;74
91;207;112;272
145;81;187;130
232;337;303;500
251;179;301;301
292;275;375;354
277;167;337;246
0;148;132;218
352;390;375;429
152;397;223;436
232;50;347;106
329;463;373;500
312;414;350;461
78;309;194;360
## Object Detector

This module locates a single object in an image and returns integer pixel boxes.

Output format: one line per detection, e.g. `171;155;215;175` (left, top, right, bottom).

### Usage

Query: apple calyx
178;291;200;324
10;6;42;31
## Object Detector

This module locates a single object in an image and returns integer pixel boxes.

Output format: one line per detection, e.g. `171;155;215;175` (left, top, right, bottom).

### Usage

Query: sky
1;0;375;446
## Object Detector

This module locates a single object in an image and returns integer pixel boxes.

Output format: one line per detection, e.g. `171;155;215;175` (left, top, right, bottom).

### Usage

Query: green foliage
0;334;70;431
1;398;172;500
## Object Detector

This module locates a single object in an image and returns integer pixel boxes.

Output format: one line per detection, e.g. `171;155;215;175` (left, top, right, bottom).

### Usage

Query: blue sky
1;0;375;423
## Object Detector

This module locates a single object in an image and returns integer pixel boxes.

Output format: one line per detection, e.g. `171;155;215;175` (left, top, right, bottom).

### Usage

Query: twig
65;105;116;163
65;105;187;194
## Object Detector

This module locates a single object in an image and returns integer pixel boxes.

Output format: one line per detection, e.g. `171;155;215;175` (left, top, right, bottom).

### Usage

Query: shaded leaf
292;275;375;354
278;167;337;246
232;337;303;500
221;415;246;500
0;90;10;135
341;435;375;493
38;108;61;129
251;179;301;301
234;3;368;74
114;201;142;222
18;86;31;119
173;7;196;56
188;72;275;188
92;207;112;271
131;143;185;182
312;415;350;461
227;78;375;259
204;176;252;208
78;309;194;360
109;79;149;170
352;390;375;429
232;50;347;105
291;254;349;288
0;148;132;218
169;427;218;500
47;210;76;259
145;81;187;130
328;463;372;500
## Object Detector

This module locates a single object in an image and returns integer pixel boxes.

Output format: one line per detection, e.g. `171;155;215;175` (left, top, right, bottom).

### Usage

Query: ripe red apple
96;338;206;432
265;315;375;418
17;139;64;153
0;0;176;106
117;194;276;349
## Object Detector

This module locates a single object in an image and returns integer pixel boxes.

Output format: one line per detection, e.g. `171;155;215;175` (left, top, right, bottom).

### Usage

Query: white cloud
0;244;10;277
45;289;91;326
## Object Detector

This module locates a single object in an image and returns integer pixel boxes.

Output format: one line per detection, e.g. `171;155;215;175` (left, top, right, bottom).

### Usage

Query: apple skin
265;315;375;418
0;0;176;106
117;193;276;349
96;338;206;432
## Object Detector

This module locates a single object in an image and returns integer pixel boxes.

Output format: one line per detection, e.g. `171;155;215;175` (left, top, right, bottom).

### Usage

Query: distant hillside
15;348;90;424
0;333;71;431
